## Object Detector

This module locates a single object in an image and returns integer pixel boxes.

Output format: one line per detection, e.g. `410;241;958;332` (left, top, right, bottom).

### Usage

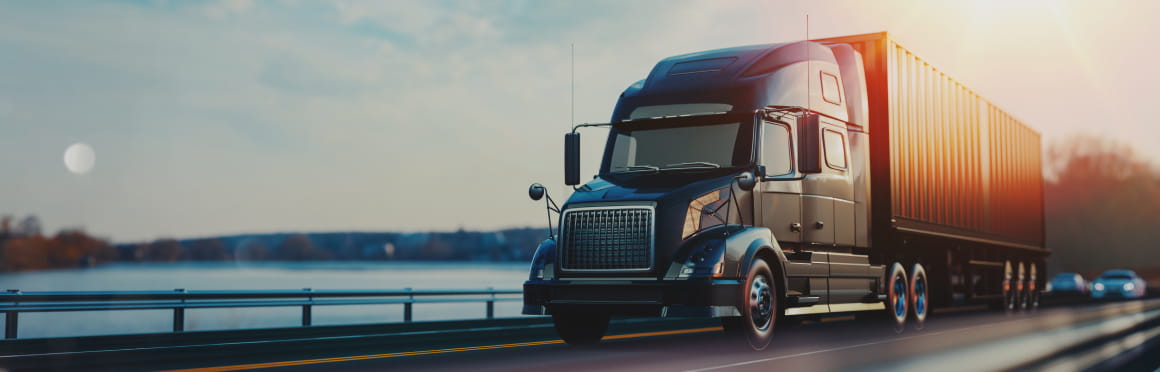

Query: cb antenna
806;14;810;114
571;43;575;127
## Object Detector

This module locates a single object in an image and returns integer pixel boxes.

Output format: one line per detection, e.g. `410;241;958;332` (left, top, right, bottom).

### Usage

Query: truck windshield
603;119;752;175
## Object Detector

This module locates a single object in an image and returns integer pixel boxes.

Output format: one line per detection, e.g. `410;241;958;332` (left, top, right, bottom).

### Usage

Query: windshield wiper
613;165;661;173
662;161;721;170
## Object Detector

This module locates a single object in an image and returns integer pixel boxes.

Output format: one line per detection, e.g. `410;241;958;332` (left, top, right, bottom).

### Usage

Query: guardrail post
5;289;19;339
486;287;495;320
404;287;413;323
302;288;313;327
173;288;186;332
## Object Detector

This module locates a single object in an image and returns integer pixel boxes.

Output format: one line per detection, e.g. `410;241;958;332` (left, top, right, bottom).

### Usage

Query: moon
64;143;96;175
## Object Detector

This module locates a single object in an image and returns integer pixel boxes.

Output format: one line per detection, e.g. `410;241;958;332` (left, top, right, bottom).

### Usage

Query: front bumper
1091;290;1141;300
1043;289;1087;297
523;279;742;318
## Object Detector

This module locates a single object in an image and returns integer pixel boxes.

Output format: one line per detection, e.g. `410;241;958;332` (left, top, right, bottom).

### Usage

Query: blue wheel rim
894;274;906;317
915;277;926;315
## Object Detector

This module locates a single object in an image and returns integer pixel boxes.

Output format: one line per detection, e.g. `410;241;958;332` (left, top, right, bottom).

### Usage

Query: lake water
0;262;531;338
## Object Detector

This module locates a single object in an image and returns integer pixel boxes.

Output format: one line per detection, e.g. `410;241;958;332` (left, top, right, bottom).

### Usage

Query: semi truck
523;32;1046;350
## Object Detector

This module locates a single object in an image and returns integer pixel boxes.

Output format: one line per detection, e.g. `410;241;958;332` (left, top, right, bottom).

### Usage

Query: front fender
526;238;557;281
730;227;789;294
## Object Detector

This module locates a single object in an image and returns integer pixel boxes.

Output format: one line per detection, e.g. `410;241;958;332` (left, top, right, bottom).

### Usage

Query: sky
1;0;1157;243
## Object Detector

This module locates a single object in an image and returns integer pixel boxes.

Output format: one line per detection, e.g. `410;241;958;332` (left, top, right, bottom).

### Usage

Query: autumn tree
0;236;51;271
1045;135;1160;275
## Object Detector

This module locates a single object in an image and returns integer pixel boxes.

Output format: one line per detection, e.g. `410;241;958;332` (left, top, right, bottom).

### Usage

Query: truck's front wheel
552;312;609;345
740;259;776;350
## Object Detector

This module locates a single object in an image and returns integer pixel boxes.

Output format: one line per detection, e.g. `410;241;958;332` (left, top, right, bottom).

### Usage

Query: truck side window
762;122;793;176
821;72;842;105
823;129;847;170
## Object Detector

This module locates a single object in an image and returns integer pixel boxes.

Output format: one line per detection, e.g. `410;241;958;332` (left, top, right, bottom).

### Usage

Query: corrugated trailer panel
819;32;1044;249
985;105;1044;245
888;40;988;233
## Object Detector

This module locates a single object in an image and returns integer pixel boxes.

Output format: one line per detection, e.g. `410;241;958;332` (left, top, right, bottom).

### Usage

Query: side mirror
529;183;545;201
797;113;822;173
564;132;581;186
735;171;756;191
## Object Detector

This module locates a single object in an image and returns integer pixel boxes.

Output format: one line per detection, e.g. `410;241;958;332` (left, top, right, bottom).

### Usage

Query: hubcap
893;273;907;318
914;275;927;316
750;276;773;331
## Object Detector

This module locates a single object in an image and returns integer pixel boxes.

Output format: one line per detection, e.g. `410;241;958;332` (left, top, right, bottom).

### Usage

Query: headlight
527;239;556;281
1093;282;1105;291
1045;283;1053;292
1124;282;1135;291
682;188;731;240
677;241;726;278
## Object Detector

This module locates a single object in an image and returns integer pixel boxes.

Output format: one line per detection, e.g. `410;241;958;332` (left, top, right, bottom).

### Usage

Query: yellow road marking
159;326;724;372
603;326;723;340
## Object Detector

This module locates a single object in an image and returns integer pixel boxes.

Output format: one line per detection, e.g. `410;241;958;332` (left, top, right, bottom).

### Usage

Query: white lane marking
683;325;989;372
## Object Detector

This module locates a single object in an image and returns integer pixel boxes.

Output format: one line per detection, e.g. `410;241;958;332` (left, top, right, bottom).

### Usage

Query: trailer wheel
1026;262;1039;311
1002;260;1016;313
739;259;776;350
552;312;609;345
886;262;908;333
909;263;929;330
1016;262;1028;311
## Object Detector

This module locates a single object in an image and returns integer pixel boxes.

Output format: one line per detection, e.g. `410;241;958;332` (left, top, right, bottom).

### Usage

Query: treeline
0;216;118;271
1045;135;1160;276
0;219;552;272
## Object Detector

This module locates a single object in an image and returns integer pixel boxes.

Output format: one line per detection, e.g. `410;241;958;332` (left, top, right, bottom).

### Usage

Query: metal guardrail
0;288;522;340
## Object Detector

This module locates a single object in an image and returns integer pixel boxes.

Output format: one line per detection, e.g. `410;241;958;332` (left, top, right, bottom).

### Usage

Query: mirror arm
543;191;561;239
571;122;612;133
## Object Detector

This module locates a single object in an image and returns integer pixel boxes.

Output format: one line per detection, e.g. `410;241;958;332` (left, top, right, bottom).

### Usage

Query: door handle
814;221;824;229
790;222;802;232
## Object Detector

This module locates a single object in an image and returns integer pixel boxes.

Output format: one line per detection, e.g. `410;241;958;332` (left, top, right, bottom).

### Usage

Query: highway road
3;298;1159;371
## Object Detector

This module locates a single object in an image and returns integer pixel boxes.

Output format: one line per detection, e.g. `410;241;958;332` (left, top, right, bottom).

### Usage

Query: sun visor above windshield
612;41;845;122
628;103;734;120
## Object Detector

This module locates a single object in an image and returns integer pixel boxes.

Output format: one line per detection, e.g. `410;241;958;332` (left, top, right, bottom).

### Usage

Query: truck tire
909;263;929;330
886;262;909;333
1002;260;1017;313
1016;262;1028;311
1027;262;1040;311
740;259;776;350
552;312;609;345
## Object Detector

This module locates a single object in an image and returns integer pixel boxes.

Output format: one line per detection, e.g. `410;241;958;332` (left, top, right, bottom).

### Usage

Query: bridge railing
0;288;522;340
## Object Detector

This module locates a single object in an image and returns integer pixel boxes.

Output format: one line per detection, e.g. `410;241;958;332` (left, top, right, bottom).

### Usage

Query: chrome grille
560;207;653;271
